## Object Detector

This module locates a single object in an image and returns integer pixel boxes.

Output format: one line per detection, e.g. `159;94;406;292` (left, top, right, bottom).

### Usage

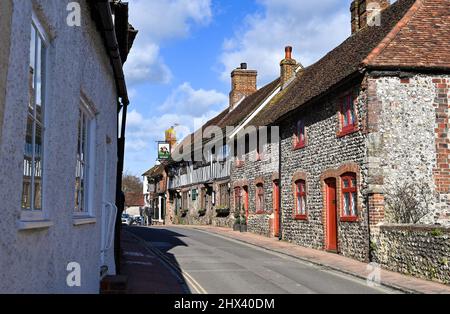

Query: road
127;226;397;294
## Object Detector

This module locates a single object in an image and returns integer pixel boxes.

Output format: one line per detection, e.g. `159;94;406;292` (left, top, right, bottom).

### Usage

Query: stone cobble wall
173;181;236;228
374;75;450;226
279;81;370;262
373;225;450;284
231;140;279;237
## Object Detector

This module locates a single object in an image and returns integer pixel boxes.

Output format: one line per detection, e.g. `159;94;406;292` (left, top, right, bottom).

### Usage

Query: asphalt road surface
127;226;398;294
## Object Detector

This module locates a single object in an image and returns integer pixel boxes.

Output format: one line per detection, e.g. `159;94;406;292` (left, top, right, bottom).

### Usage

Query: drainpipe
278;128;283;241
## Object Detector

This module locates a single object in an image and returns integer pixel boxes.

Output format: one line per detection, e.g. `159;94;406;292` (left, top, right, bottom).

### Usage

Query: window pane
301;195;306;215
77;110;82;155
35;36;43;122
344;192;350;216
343;105;349;126
33;123;43;210
22;182;31;209
21;116;34;210
351;178;357;188
29;27;36;77
349;100;355;125
343;179;349;188
351;192;357;216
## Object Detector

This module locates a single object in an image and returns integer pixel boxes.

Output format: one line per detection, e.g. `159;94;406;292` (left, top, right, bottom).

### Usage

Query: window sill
73;215;97;226
255;210;266;215
294;214;308;221
340;216;358;222
293;143;306;151
337;126;358;138
17;219;54;231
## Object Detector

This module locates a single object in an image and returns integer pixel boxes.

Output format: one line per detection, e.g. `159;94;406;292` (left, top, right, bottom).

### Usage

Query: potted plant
240;205;247;232
233;212;241;231
215;206;230;217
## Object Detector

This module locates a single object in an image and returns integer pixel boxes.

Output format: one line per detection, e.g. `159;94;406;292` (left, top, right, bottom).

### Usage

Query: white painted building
0;0;136;293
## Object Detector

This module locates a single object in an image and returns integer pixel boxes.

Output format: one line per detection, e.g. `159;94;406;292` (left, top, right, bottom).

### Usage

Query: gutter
88;0;134;274
89;0;129;104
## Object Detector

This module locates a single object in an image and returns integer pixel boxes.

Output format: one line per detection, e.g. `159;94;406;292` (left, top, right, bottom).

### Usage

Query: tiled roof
125;192;145;207
365;0;450;70
142;164;165;177
251;0;446;126
174;78;281;158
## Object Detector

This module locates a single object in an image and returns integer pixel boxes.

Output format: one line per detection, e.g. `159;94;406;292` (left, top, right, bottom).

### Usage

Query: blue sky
123;0;362;176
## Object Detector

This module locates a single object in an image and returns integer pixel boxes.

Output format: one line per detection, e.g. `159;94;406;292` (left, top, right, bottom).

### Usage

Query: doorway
273;181;280;237
325;178;338;252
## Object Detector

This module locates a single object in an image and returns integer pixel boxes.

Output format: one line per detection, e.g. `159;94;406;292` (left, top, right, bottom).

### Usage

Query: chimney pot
280;46;298;90
240;63;247;70
285;46;293;60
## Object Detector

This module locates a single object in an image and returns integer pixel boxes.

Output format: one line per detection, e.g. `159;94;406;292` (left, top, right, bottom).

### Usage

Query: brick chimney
229;63;257;110
351;0;390;34
280;46;298;90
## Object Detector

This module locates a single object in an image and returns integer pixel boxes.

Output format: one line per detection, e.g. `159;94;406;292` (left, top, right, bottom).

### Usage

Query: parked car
121;213;132;226
133;216;143;226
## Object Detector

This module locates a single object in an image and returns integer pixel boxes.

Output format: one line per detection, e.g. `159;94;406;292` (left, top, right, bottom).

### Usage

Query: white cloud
125;82;225;154
125;0;213;85
124;44;172;84
219;0;350;84
159;82;228;116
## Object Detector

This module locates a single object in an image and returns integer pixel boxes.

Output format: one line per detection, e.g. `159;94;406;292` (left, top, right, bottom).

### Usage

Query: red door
273;181;280;237
325;179;338;252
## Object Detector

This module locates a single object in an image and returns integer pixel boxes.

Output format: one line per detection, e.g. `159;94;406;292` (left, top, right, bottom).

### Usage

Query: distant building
124;193;145;217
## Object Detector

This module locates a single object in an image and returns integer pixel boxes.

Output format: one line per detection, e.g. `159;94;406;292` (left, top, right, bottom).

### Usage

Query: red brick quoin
433;78;450;194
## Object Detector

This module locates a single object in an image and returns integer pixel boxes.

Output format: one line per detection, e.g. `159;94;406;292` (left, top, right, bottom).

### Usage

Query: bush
384;181;433;224
216;206;230;217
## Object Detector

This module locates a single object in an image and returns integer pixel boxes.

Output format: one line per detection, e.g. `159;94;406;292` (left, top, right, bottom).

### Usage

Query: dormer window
338;94;357;136
293;119;306;149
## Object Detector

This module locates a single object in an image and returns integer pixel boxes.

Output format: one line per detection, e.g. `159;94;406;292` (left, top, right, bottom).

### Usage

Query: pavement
121;225;450;294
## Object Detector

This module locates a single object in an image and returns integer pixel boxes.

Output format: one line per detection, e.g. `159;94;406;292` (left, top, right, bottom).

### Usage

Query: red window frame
293;119;306;149
339;95;357;136
255;184;265;214
341;173;358;221
294;180;307;220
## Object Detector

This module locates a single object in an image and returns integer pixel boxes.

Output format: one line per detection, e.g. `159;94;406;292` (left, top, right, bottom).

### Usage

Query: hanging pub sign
158;142;171;160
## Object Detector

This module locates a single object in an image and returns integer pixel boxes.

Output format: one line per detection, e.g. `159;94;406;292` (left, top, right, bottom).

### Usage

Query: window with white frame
74;100;95;214
21;20;47;211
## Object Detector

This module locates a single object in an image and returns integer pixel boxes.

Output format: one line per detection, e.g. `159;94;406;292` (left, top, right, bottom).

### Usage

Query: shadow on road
122;226;192;294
